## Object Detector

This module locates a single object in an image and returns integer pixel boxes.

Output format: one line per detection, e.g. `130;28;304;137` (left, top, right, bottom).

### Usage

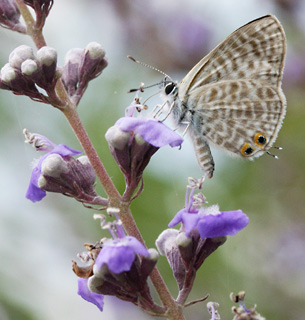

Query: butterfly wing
178;15;286;176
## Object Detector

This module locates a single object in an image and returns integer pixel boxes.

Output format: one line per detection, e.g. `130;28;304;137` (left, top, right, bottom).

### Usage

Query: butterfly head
162;77;178;98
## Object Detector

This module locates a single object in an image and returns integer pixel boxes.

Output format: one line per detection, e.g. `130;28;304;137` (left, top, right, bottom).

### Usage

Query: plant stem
65;108;184;318
16;4;185;318
63;106;121;200
15;0;46;48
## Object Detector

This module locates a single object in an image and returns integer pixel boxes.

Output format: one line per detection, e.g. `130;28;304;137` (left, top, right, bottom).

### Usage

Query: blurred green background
0;0;304;319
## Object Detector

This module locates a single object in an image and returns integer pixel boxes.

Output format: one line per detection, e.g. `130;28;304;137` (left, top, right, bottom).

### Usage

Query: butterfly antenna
128;56;172;80
127;81;164;93
266;150;279;159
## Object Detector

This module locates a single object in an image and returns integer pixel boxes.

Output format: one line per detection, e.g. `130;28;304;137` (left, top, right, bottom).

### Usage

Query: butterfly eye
241;143;255;157
164;83;176;95
254;133;267;146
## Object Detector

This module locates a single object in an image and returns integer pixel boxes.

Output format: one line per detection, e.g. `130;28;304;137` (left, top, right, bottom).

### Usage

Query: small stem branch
15;0;47;48
176;268;197;305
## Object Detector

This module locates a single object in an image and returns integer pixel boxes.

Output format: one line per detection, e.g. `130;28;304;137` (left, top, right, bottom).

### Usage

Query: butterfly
161;15;286;178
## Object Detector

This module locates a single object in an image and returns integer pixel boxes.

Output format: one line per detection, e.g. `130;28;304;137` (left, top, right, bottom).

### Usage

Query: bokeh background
0;0;304;319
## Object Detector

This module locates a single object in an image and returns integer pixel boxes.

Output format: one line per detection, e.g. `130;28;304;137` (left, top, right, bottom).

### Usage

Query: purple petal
168;208;201;236
116;117;183;147
197;210;249;238
51;144;82;157
97;245;136;273
25;166;46;202
95;236;149;274
77;278;104;312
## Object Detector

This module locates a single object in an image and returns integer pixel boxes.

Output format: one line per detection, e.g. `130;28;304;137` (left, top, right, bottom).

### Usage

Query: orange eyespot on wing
241;143;255;157
254;132;267;147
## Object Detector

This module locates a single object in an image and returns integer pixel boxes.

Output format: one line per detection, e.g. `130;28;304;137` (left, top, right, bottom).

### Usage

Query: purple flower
95;235;149;274
74;212;156;310
25;132;81;202
105;95;183;195
169;178;249;238
77;278;104;312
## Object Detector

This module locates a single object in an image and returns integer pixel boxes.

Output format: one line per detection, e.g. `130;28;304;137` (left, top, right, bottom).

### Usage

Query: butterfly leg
191;132;215;178
160;101;175;122
152;101;167;118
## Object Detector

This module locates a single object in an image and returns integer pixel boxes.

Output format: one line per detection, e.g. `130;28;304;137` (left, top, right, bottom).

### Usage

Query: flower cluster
0;42;107;108
0;45;58;104
61;43;108;105
156;177;248;301
73;210;162;314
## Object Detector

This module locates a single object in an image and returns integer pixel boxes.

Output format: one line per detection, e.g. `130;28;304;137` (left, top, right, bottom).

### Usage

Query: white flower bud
88;275;105;294
64;48;83;64
175;232;192;248
155;229;179;256
0;64;17;82
147;248;159;261
41;154;69;177
37;175;47;188
9;45;34;69
77;155;90;165
92;264;109;279
37;46;57;66
105;126;130;150
134;133;146;146
86;42;105;59
21;59;38;76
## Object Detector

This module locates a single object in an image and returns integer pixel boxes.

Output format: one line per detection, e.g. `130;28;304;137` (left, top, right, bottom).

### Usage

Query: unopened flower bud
21;59;38;76
140;248;159;280
37;175;47;189
81;42;108;82
134;133;146;145
36;46;57;86
9;45;35;69
105;126;130;150
156;229;186;289
61;43;107;105
37;46;57;67
0;63;17;83
41;153;69;177
86;42;106;60
88;275;105;294
61;48;82;96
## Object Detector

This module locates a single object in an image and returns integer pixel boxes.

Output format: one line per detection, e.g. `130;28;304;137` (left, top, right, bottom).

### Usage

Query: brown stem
63;106;121;200
16;4;185;318
15;0;47;48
